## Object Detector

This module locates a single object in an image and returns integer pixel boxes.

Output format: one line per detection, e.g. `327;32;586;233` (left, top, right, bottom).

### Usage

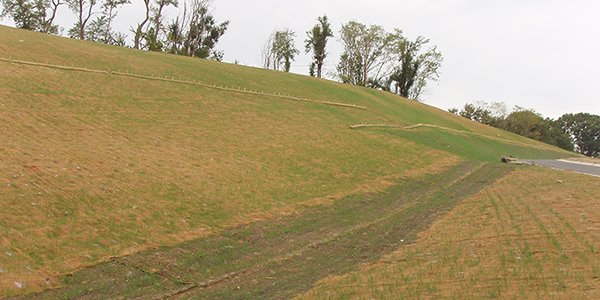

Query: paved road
522;159;600;177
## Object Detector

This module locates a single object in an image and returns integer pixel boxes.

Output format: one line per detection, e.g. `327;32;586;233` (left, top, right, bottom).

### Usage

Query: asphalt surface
522;159;600;177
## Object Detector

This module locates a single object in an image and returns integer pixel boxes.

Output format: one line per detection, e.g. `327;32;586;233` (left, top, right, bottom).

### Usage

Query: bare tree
260;31;275;69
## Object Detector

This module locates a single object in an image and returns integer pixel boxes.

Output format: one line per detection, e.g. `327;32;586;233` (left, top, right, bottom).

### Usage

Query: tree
1;0;62;34
504;107;546;140
452;101;507;127
181;0;229;59
66;0;98;39
146;0;177;51
557;113;600;157
67;0;98;40
458;102;493;125
1;0;43;30
382;30;442;101
305;14;333;78
130;0;176;51
540;118;574;151
336;22;442;99
273;29;299;72
130;0;227;57
132;0;150;49
337;21;387;86
85;0;129;45
261;28;299;72
260;31;275;69
165;16;184;54
451;102;574;151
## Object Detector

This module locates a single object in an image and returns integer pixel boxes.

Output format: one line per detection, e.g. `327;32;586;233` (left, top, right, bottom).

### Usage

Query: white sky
2;0;599;118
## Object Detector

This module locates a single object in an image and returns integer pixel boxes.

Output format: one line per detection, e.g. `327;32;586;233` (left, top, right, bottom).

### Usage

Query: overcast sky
2;0;599;118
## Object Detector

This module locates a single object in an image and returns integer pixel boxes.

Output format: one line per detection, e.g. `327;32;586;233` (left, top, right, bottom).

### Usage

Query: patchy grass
0;25;577;296
10;162;513;299
299;167;600;299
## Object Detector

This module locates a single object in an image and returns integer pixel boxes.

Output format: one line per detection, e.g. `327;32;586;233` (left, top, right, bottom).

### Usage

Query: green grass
0;25;578;296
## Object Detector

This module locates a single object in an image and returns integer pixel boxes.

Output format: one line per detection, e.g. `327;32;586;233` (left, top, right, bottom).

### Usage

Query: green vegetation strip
353;123;555;150
0;57;366;110
10;161;514;300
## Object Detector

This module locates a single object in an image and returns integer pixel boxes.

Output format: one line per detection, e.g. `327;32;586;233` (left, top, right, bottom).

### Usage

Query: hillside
0;25;576;297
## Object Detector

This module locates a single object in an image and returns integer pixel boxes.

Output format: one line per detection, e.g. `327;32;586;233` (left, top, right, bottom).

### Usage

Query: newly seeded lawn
9;162;513;299
300;167;600;299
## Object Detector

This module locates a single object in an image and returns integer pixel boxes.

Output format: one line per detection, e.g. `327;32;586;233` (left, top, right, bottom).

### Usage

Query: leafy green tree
274;29;299;72
557;113;600;157
337;21;387;86
386;32;442;101
1;0;61;34
336;22;442;100
1;0;43;30
540;118;574;151
452;102;574;151
165;16;183;54
502;107;545;140
458;102;493;125
142;25;163;51
305;14;333;78
131;0;227;58
452;101;507;127
262;28;299;72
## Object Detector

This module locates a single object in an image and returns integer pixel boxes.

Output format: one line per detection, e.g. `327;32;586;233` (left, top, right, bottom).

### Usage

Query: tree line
2;0;443;100
1;0;229;59
450;101;600;157
262;17;443;102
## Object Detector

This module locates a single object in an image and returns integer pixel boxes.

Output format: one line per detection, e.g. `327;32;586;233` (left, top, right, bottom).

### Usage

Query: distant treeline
449;101;600;157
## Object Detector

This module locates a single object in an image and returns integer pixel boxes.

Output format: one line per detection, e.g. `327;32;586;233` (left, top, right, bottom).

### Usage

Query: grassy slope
0;25;576;296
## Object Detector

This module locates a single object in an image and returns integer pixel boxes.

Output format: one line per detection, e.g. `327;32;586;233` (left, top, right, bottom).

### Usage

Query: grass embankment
0;25;575;296
299;167;600;299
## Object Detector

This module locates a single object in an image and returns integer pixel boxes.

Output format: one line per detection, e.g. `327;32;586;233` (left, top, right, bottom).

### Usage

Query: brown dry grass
298;167;600;299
